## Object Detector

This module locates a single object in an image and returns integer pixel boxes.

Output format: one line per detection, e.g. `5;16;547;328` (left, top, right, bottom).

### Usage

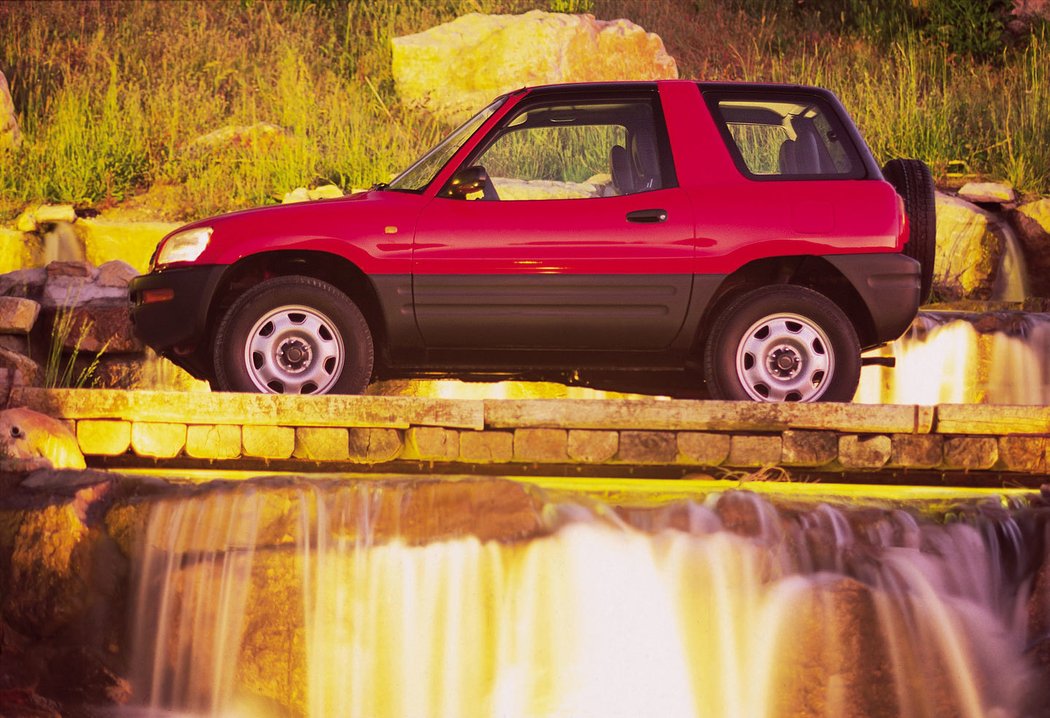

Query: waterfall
126;478;1046;718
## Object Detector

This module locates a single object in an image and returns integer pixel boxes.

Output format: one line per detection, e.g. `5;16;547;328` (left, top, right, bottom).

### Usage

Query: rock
0;267;46;298
0;297;39;333
958;181;1016;204
59;302;143;354
1013;198;1050;296
0;70;20;151
392;11;677;119
0;228;35;275
934;192;1006;300
78;218;180;274
15;205;77;233
0;407;85;469
189;122;287;151
96;259;138;288
280;184;344;204
0;688;62;718
0;348;41;387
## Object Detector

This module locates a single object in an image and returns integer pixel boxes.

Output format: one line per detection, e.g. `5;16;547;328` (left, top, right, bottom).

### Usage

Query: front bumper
826;253;921;345
129;264;227;379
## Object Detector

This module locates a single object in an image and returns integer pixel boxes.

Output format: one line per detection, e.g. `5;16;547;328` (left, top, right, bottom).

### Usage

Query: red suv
130;81;934;402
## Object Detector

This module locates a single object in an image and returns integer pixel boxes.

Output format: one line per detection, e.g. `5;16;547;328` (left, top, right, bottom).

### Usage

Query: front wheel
213;276;374;395
703;286;860;402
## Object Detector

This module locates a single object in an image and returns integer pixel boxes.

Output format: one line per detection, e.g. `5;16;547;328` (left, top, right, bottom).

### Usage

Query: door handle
626;209;668;223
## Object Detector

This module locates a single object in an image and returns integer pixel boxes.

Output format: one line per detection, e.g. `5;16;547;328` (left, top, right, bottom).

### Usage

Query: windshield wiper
370;182;390;191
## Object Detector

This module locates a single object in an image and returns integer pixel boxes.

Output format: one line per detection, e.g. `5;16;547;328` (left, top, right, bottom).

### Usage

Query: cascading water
857;310;1050;405
126;478;1048;718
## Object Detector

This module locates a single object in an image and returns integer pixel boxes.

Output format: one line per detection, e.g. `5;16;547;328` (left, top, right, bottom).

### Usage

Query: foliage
44;302;109;389
0;0;1047;216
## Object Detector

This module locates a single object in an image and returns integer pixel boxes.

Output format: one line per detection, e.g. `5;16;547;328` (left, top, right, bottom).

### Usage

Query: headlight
155;227;213;268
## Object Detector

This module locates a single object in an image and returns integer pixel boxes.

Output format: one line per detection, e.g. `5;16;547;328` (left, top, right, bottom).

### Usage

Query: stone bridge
9;388;1050;487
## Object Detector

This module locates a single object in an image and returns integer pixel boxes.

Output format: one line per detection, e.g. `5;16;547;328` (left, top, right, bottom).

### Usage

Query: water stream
127;478;1049;718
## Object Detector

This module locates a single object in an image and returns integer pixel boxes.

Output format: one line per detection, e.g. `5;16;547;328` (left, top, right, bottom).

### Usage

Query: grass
0;0;1047;221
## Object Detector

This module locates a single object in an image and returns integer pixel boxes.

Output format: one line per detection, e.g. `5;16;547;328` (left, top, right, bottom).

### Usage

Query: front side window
446;98;673;200
708;94;864;180
388;97;505;192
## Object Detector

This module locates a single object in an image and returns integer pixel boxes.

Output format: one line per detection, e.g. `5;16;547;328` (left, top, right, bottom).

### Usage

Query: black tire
882;158;936;304
703;285;861;402
213;276;373;395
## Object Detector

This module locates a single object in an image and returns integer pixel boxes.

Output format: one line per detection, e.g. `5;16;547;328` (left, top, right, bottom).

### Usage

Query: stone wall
10;388;1049;482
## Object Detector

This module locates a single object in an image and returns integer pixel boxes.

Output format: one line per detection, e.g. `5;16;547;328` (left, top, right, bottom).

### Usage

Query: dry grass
0;0;1046;221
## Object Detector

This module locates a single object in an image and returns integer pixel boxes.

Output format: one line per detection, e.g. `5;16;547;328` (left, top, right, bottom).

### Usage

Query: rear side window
707;93;865;180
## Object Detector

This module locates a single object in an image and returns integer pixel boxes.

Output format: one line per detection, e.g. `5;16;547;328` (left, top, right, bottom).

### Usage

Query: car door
411;92;696;351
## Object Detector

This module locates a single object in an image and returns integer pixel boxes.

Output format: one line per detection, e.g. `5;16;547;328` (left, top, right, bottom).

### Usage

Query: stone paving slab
11;388;484;430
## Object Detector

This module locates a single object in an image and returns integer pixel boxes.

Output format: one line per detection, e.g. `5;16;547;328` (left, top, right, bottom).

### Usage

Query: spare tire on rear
882;158;936;304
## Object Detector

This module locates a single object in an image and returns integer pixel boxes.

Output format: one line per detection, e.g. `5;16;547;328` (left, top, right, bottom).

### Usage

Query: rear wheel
882;158;936;304
213;276;373;395
704;285;860;402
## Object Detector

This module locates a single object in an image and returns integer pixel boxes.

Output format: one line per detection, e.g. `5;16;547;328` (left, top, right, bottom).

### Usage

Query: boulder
0;228;35;275
0;407;84;469
934;192;1007;300
958;181;1016;204
0;348;41;388
96;259;138;288
77;218;179;274
189;122;287;152
60;302;143;354
0;70;20;151
0;297;39;334
392;11;677;119
1013;198;1050;296
15;205;77;234
0;267;46;299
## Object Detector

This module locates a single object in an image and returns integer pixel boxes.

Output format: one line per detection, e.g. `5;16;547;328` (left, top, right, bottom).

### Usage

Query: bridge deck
10;388;1050;488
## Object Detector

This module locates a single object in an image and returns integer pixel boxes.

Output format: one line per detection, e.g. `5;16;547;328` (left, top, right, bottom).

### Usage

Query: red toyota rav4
130;80;934;402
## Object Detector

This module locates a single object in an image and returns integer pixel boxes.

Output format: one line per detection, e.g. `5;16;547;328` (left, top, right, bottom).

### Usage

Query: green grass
0;0;1046;221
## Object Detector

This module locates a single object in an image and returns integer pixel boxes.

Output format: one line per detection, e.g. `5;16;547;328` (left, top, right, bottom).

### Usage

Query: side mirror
443;166;490;199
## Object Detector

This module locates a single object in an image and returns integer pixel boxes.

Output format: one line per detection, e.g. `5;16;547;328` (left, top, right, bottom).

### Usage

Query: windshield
387;97;505;192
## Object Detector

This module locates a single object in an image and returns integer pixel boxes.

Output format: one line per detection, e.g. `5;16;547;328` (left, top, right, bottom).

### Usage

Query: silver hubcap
243;305;344;394
735;312;833;402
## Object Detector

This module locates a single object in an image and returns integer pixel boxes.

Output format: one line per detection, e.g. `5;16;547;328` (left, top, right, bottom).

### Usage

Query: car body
130;79;929;402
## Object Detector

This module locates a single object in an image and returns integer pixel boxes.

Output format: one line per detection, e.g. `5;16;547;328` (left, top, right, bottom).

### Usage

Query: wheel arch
208;250;387;352
695;255;879;353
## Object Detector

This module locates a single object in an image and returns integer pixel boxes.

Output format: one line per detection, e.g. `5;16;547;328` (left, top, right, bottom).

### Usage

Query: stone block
0;334;27;353
131;422;186;459
293;427;348;461
242;425;295;460
568;430;618;463
727;435;782;467
838;434;891;470
890;434;943;469
618;430;678;464
942;436;998;470
186;424;242;460
404;426;460;461
935;405;1050;435
781;430;837;467
998;436;1047;472
514;428;568;462
347;428;402;463
459;431;513;463
77;419;131;456
677;432;730;465
0;297;39;333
